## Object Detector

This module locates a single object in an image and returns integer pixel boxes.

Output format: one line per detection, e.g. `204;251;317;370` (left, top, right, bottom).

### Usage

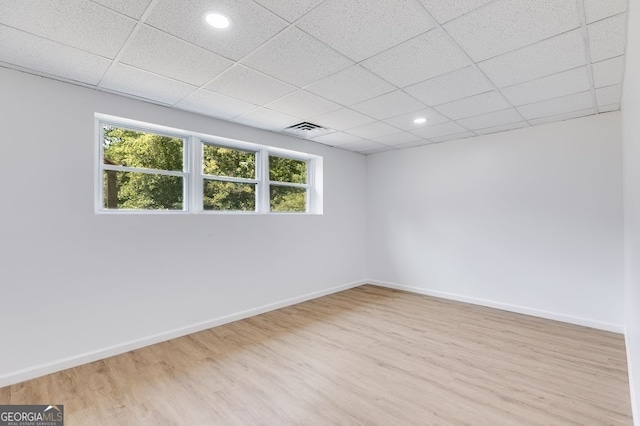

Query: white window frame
267;153;312;213
95;113;323;215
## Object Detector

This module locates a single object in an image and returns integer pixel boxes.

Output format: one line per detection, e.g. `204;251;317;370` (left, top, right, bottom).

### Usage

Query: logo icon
0;404;64;425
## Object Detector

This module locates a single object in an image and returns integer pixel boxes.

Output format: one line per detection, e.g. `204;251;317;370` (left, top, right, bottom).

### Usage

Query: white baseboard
0;280;367;388
367;279;624;333
626;333;640;426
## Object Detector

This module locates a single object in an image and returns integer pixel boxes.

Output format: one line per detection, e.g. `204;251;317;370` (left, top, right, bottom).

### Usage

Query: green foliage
104;127;183;171
203;145;255;179
102;127;309;212
103;127;183;210
270;185;306;212
269;156;307;212
269;156;307;184
203;181;255;211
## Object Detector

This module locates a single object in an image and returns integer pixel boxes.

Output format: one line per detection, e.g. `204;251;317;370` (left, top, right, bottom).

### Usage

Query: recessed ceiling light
205;12;231;29
414;117;427;124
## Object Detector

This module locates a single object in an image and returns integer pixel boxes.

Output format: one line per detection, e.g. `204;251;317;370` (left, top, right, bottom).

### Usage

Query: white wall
0;68;367;386
367;113;624;331
622;0;640;421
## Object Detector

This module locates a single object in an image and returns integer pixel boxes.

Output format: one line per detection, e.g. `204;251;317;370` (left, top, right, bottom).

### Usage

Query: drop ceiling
0;0;629;154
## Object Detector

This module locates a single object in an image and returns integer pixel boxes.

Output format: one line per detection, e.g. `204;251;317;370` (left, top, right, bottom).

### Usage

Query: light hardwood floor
0;285;633;425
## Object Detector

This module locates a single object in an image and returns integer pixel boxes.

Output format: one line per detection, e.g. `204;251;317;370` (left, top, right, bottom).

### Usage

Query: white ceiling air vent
282;122;333;139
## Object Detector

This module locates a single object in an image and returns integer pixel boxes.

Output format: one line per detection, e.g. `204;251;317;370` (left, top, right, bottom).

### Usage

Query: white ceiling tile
306;65;395;106
431;131;476;143
475;121;529;135
383;109;449;131
0;24;111;85
410;122;468;139
418;0;494;24
101;63;198;105
205;65;296;105
456;108;523;130
345;122;401;139
120;25;233;86
598;104;620;113
146;0;287;61
310;108;375;131
583;0;627;24
252;0;325;22
434;91;511;120
404;66;494;106
312;132;367;146
175;89;257;120
596;85;622;106
233;108;300;131
444;0;580;62
91;0;152;19
362;29;470;87
296;0;435;62
241;27;353;87
361;145;397;155
528;107;596;125
372;132;422;146
351;91;426;120
338;140;388;153
588;14;628;62
517;91;594;120
592;56;625;88
479;29;587;87
501;67;591;106
266;90;341;119
394;140;434;150
0;0;135;58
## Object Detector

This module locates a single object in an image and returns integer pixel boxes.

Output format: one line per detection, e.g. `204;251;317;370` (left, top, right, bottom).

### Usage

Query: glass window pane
203;180;256;211
203;144;256;179
270;185;307;212
269;156;307;184
103;126;184;171
103;171;183;210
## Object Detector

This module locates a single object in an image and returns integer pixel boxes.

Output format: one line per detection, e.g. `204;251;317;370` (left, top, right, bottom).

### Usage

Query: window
101;125;187;211
96;114;322;214
269;155;309;212
202;144;257;212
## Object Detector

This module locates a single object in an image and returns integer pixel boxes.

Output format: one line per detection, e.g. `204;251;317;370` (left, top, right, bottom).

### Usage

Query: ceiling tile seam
591;53;626;66
96;0;162;87
346;26;439;65
176;18;363;110
586;9;630;25
617;11;631;115
527;107;596;123
299;63;397;99
513;88;594;108
473;25;583;65
0;61;103;92
449;106;519;123
496;64;591;92
434;0;501;26
252;0;331;25
0;22;117;62
576;0;600;114
410;1;531;128
168;23;299;108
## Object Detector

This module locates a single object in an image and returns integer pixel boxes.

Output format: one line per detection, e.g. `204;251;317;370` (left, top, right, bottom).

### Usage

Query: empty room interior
1;0;640;424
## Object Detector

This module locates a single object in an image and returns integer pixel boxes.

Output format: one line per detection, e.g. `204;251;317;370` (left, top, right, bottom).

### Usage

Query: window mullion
189;136;200;213
259;149;270;213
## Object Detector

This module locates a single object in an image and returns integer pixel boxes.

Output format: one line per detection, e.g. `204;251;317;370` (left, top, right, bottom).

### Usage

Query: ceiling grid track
576;0;600;114
410;0;532;131
96;0;163;88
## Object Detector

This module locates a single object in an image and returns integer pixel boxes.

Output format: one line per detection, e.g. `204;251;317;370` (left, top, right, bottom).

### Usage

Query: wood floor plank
0;285;633;424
